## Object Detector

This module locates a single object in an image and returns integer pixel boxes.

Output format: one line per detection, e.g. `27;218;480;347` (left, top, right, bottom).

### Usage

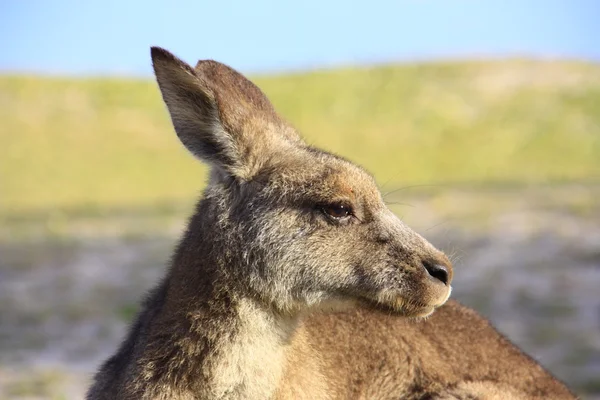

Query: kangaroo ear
151;47;301;179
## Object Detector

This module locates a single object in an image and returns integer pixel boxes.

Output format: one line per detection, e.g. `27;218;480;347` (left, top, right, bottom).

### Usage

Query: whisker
382;183;446;199
425;220;451;232
384;200;415;208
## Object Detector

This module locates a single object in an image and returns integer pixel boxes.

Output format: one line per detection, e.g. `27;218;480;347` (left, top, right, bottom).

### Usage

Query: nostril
423;261;449;285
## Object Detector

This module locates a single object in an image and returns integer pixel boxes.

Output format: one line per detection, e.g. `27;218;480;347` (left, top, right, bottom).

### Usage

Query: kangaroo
87;47;576;400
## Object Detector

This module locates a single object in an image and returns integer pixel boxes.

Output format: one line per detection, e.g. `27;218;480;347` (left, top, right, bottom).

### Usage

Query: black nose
423;261;449;285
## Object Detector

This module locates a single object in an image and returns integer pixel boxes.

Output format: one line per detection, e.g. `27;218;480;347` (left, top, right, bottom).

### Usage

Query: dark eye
321;203;353;220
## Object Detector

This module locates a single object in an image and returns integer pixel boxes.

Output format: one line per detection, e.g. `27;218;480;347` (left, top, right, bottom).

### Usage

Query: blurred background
1;0;599;398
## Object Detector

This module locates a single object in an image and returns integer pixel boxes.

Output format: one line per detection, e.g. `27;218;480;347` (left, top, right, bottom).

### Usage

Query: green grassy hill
1;59;599;217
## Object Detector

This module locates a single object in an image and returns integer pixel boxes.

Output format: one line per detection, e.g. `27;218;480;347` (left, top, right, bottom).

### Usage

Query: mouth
360;288;451;319
361;298;436;318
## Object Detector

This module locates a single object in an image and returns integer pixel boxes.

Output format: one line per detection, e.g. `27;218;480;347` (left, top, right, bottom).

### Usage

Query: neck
130;228;300;399
205;296;299;399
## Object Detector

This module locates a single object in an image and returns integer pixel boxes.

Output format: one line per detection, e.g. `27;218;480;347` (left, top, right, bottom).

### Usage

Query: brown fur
86;47;576;400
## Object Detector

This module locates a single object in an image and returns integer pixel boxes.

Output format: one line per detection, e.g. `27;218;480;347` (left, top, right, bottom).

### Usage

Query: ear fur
150;47;301;179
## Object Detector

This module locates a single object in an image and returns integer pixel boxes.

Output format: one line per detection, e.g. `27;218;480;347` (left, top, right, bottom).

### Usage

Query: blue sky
1;0;598;76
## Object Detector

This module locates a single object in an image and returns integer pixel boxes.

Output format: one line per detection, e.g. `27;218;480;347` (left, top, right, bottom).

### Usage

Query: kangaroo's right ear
151;47;301;180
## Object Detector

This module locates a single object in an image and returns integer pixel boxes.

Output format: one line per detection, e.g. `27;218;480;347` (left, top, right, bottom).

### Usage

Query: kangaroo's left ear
151;46;302;180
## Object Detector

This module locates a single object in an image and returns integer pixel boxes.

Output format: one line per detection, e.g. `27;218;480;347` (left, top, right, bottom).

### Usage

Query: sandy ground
1;184;599;399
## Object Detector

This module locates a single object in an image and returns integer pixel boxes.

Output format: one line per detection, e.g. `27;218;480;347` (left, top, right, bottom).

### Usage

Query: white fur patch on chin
440;285;452;305
413;307;436;319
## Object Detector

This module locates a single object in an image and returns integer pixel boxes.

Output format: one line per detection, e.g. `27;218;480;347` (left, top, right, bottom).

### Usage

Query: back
295;300;576;400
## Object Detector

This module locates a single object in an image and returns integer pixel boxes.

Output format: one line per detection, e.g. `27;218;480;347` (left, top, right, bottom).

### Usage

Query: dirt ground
1;184;599;399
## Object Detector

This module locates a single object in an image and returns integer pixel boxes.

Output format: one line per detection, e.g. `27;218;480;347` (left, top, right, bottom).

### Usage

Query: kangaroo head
151;47;452;318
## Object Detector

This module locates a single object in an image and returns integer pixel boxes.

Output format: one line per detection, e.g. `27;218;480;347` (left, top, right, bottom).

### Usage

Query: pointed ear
150;47;301;179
